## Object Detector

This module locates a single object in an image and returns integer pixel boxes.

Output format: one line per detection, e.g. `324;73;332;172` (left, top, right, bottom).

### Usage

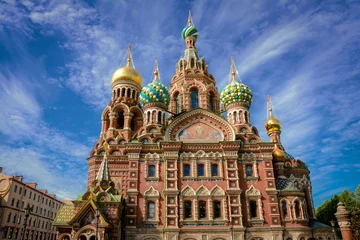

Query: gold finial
153;57;159;81
126;43;132;67
230;57;236;82
188;10;193;26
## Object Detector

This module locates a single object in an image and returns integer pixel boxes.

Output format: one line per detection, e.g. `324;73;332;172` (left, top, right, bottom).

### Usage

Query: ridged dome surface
140;79;170;106
182;26;198;40
220;81;253;108
111;66;142;85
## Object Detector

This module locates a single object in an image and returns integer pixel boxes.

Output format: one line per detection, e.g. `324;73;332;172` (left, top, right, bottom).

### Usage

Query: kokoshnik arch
53;12;333;240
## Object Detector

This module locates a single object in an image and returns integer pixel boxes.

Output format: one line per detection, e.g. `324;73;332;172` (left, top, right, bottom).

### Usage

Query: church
53;13;333;240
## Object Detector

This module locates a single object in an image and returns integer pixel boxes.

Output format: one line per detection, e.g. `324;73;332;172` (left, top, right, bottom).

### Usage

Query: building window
246;165;253;177
213;201;221;219
14;185;17;193
118;111;124;129
7;212;11;222
295;200;300;218
176;93;181;113
12;214;17;223
250;200;257;218
191;58;195;68
11;198;14;206
211;164;218;176
191;89;199;109
184;164;191;176
282;201;287;217
23;189;26;196
199;201;207;219
147;202;155;219
209;93;214;112
157;111;162;124
184;201;192;219
29;191;32;198
198;164;205;176
19;187;22;194
148;165;155;177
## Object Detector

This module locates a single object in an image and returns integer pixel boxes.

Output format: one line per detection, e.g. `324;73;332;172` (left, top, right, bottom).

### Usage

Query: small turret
265;96;282;143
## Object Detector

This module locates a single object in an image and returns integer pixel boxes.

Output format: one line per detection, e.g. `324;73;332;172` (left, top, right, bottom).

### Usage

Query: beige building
0;167;62;240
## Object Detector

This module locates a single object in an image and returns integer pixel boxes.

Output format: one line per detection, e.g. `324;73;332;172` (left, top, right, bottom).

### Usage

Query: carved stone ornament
245;185;261;197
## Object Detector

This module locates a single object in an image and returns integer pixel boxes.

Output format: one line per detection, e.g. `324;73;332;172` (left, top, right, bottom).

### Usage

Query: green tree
316;194;339;225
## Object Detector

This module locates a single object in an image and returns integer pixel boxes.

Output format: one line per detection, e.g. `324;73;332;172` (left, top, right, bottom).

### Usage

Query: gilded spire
230;57;236;83
126;43;132;67
153;57;159;81
187;10;193;26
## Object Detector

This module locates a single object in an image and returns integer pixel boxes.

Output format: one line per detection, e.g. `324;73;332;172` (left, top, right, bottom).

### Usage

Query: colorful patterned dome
220;80;253;108
182;25;198;40
140;68;170;106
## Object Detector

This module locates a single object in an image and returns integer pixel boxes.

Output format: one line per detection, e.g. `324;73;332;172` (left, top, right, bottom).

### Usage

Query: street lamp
21;204;33;240
330;220;337;240
95;208;100;240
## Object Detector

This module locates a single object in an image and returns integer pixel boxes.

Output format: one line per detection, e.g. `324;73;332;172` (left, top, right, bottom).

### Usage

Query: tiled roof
53;201;75;225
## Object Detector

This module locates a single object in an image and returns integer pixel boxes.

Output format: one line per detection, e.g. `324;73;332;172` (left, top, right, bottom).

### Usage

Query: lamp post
95;208;100;240
330;220;337;240
21;204;33;240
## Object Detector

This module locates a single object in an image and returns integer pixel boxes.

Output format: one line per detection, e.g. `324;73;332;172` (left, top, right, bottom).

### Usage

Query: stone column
335;202;352;240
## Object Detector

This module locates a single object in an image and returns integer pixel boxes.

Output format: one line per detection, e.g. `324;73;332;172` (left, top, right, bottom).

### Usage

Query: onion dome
140;59;170;106
265;108;282;133
220;58;253;108
272;144;286;162
111;44;142;85
182;11;198;40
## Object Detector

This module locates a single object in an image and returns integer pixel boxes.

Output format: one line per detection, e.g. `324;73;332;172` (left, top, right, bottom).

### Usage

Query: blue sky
0;0;359;207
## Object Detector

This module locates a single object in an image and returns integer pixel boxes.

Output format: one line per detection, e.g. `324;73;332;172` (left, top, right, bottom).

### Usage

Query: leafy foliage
316;185;360;239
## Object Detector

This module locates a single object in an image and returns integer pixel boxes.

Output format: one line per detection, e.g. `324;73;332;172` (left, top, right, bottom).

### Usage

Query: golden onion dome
265;108;282;133
111;58;142;85
272;144;286;162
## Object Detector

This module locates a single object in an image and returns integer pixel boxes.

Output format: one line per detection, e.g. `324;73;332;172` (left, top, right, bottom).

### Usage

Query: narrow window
213;201;221;219
191;89;199;109
157;111;162;124
147;111;150;123
11;198;14;206
132;89;136;98
250;200;257;218
209;93;214;112
246;165;253;177
13;214;17;223
234;111;238;122
7;212;11;222
198;164;205;176
148;165;156;177
23;189;26;196
184;164;191;177
191;58;195;68
117;88;120;97
147;202;155;219
282;201;287;217
211;164;218;176
14;185;17;193
184;201;192;218
121;88;125;97
19;187;22;194
244;111;248;123
199;201;207;218
117;111;124;129
176;93;181;113
295;201;300;218
127;88;131;97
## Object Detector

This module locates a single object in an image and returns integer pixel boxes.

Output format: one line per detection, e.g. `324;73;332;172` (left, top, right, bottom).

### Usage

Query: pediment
165;109;235;142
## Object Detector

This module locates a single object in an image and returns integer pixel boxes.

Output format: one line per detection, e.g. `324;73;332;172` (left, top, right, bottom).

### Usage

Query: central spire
187;10;194;26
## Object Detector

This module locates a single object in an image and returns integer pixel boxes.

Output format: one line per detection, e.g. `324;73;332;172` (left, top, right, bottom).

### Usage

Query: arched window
132;89;135;98
117;111;124;129
213;201;221;219
184;164;191;176
121;88;125;97
148;165;156;177
246;165;253;177
163;112;165;124
157;111;162;124
147;201;155;219
127;88;131;97
209;93;214;112
211;164;218;176
282;201;288;217
250;200;257;218
199;201;207;219
197;164;205;176
184;201;192;218
295;200;300;218
234;111;238;122
147;111;150;123
244;111;248;123
191;89;199;109
191;58;195;68
175;93;181;113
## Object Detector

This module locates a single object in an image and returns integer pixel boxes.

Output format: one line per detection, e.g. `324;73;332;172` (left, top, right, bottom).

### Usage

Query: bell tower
168;11;220;117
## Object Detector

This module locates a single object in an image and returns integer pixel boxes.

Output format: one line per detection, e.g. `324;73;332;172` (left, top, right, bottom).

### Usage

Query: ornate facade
54;13;333;240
